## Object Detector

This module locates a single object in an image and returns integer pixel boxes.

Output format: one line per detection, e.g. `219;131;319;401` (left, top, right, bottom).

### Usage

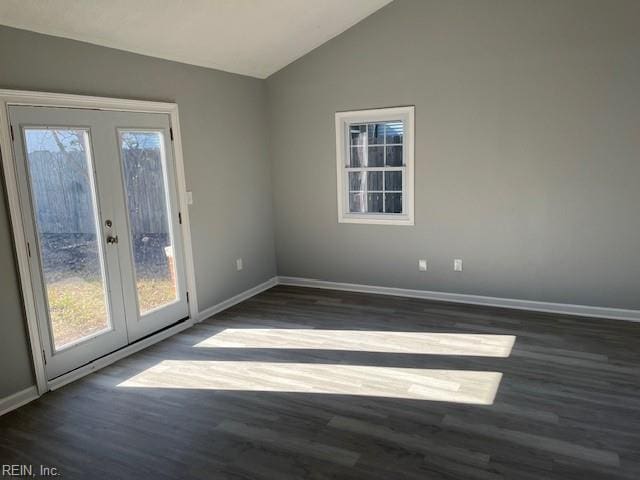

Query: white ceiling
0;0;392;79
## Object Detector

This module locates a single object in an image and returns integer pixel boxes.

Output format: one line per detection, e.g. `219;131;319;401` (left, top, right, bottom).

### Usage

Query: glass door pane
119;131;178;315
11;106;190;377
23;128;111;350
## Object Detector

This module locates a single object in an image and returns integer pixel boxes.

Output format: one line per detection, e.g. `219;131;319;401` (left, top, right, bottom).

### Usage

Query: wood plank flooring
1;285;639;479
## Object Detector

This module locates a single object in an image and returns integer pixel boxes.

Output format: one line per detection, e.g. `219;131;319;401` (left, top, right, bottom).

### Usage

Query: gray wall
3;0;640;401
0;25;276;397
267;0;640;310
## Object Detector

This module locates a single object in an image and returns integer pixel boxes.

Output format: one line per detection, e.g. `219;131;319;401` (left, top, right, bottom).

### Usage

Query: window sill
338;214;414;226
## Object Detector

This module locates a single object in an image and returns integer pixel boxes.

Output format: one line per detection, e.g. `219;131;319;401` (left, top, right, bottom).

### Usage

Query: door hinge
10;124;14;142
178;212;182;224
26;242;31;257
169;127;174;141
186;291;190;303
42;349;47;365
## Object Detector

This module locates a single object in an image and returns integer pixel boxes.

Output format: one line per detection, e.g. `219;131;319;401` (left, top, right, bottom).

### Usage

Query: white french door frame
0;89;199;394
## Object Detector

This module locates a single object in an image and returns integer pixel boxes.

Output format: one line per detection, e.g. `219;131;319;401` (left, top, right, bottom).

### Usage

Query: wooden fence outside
28;148;169;236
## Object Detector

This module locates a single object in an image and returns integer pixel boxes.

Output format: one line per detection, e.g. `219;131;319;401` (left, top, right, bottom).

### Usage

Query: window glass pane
367;171;383;191
386;146;403;166
350;125;366;146
349;171;365;191
339;109;412;221
349;192;365;212
24;128;111;350
368;146;384;166
385;121;404;144
367;193;384;213
368;123;385;145
120;131;178;315
350;146;364;167
385;193;403;213
385;171;403;191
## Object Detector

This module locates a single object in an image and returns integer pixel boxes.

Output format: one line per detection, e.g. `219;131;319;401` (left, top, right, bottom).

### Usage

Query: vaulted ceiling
0;0;393;78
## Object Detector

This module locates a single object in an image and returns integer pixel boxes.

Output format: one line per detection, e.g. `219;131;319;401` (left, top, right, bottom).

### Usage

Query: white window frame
335;106;415;226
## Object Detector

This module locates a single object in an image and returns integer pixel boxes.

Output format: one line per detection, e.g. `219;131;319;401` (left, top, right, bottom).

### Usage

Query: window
335;106;414;225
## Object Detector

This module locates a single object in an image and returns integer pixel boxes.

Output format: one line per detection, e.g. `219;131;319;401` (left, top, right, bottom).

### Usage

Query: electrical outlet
186;191;194;205
236;258;243;271
418;259;427;271
454;259;463;272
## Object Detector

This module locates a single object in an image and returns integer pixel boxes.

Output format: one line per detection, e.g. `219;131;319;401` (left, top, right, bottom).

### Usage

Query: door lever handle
106;235;119;245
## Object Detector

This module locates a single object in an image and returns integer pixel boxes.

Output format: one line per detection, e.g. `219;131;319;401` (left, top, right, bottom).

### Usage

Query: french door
9;106;189;379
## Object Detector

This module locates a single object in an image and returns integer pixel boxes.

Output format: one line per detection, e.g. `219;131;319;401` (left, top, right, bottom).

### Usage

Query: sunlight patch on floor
193;329;516;357
117;361;503;405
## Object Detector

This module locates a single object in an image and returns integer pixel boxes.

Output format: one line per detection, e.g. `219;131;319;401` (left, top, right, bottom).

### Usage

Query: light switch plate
418;259;427;271
186;191;193;205
454;259;463;272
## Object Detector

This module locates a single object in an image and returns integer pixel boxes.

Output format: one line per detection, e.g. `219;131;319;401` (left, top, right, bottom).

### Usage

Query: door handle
106;235;119;245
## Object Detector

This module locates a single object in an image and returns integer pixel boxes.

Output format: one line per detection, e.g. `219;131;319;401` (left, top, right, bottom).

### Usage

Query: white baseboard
197;277;278;322
277;276;640;323
49;319;194;391
0;385;38;416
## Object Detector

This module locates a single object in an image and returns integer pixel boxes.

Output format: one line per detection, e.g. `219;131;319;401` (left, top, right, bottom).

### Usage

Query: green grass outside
47;277;176;347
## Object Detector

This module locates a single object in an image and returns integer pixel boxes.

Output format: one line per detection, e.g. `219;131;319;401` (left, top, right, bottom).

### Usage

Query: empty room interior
0;0;639;478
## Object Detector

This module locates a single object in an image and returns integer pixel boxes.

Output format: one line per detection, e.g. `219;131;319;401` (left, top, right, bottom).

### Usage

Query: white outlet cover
186;191;194;205
418;259;427;271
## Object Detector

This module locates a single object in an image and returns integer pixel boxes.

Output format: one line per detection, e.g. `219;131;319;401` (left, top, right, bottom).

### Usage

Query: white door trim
0;89;199;394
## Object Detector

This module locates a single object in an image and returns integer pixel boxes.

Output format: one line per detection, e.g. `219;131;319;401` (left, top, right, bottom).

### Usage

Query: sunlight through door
193;329;516;357
118;360;503;405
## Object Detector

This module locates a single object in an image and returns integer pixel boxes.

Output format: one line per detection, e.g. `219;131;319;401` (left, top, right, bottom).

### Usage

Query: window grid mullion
382;123;386;213
346;167;403;172
364;124;369;212
345;119;406;216
345;124;351;214
402;132;406;214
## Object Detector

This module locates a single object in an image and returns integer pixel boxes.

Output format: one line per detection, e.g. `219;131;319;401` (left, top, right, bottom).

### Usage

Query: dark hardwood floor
1;285;639;479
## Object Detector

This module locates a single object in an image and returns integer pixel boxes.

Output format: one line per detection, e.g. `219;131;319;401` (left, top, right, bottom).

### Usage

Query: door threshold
48;318;194;391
